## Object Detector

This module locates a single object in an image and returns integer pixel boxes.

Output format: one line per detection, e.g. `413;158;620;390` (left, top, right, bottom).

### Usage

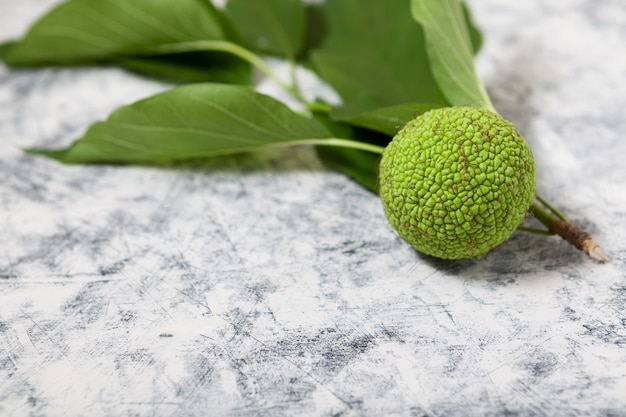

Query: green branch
143;40;310;105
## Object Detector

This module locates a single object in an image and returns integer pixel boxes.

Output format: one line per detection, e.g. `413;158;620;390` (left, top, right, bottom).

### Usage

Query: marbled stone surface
1;1;625;416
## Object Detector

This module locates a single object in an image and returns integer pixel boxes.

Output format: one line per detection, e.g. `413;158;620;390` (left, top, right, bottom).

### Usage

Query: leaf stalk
303;138;385;155
143;41;310;105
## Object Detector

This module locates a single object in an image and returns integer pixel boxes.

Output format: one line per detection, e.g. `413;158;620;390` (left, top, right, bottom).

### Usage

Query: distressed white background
1;1;625;416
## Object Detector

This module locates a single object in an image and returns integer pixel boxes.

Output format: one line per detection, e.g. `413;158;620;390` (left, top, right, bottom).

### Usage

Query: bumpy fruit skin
378;106;536;259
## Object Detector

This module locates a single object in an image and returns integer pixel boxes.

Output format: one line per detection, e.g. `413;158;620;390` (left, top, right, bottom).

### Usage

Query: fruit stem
535;193;568;221
529;199;610;262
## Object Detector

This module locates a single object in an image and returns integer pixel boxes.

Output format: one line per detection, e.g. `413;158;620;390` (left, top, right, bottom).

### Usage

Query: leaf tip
0;40;17;63
24;147;69;163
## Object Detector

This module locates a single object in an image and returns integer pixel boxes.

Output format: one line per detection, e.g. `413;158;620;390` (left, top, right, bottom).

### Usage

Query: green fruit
378;106;536;259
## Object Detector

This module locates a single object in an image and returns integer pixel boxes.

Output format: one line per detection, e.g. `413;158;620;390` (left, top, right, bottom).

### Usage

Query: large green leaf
316;146;380;193
310;0;442;111
0;41;16;60
331;102;443;136
117;51;251;84
462;1;483;54
225;0;306;59
411;0;494;110
301;5;328;63
2;0;247;76
30;84;339;164
312;112;385;193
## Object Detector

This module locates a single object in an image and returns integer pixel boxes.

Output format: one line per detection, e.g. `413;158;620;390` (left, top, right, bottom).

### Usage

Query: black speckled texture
1;1;625;416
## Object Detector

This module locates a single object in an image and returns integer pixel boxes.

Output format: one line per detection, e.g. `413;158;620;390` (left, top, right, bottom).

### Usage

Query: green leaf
316;146;380;193
331;102;443;136
462;1;483;54
0;41;16;60
225;0;306;59
29;84;336;164
411;0;494;110
2;0;244;68
117;51;251;84
301;5;328;62
312;112;384;193
310;0;442;111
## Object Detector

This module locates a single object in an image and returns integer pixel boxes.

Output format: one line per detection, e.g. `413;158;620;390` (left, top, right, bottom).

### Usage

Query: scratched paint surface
1;1;626;416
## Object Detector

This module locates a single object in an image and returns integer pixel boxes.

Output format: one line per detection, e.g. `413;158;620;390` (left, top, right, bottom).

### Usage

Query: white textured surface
1;1;626;416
